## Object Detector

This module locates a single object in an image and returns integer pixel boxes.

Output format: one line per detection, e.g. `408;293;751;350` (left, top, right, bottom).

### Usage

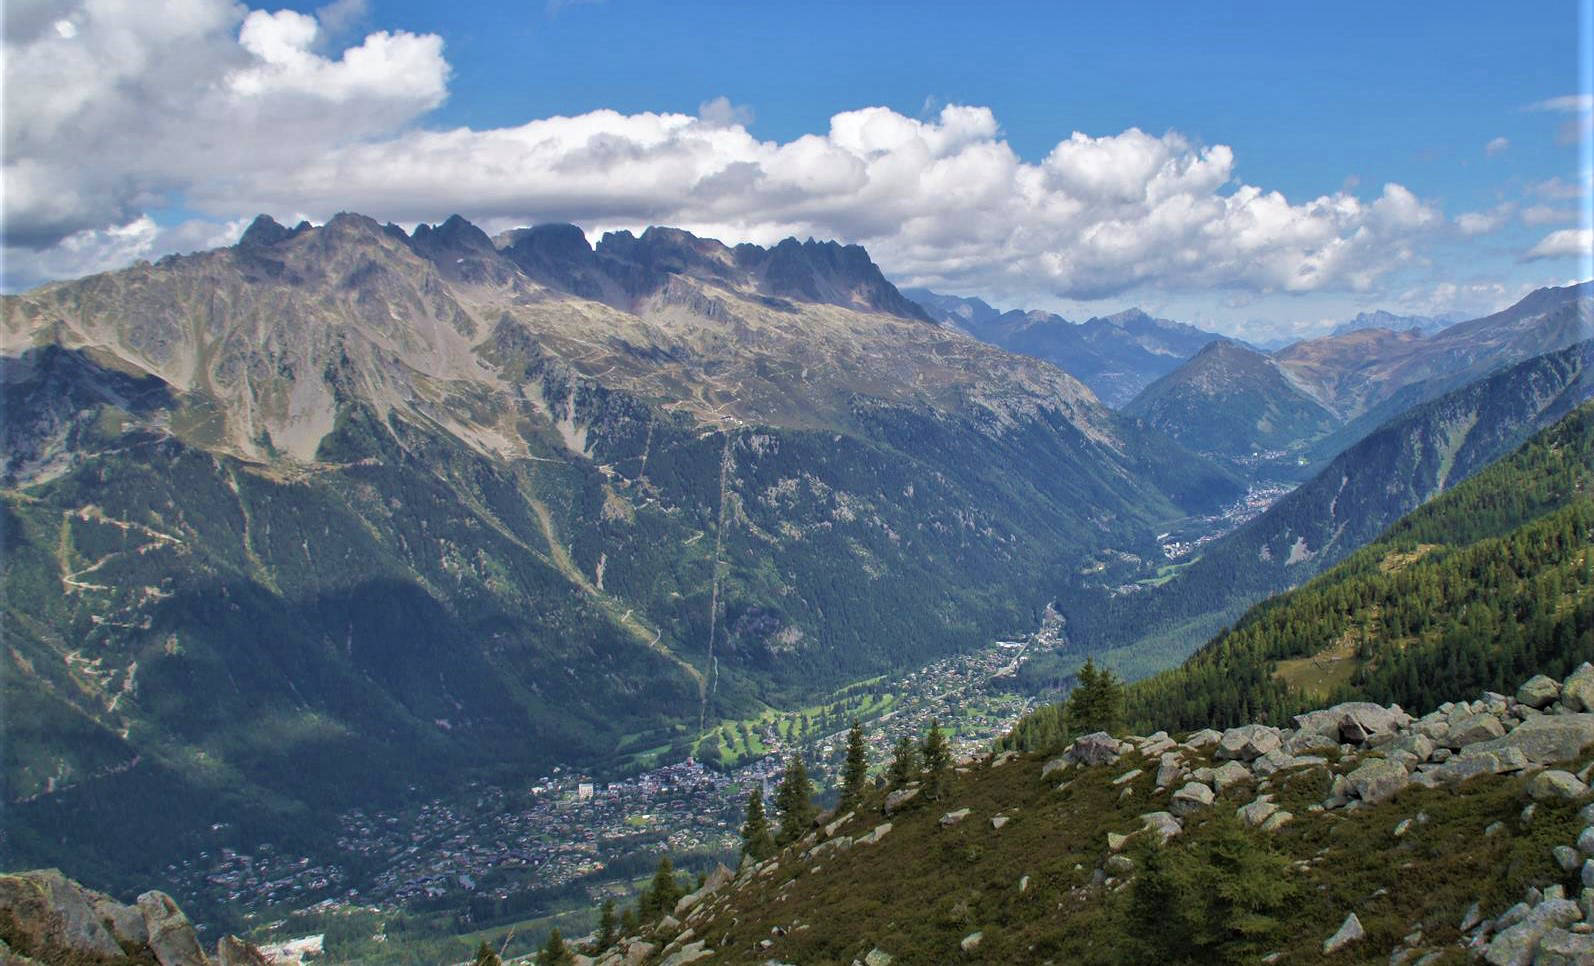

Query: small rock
864;949;893;966
1556;845;1583;872
1448;712;1507;748
1259;810;1293;832
1105;854;1134;875
884;787;920;815
1485;821;1506;837
1018;875;1029;894
990;815;1009;830
1323;912;1365;954
939;808;972;827
1106;832;1129;852
1184;728;1222;749
1139;811;1183;844
1460;901;1483;931
1563;663;1594;712
1112;768;1143;786
1237;800;1280;828
1393;818;1413;837
1578;826;1594;855
960;931;983;953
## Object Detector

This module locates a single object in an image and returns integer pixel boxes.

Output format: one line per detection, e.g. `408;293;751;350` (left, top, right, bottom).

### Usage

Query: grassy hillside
613;718;1591;965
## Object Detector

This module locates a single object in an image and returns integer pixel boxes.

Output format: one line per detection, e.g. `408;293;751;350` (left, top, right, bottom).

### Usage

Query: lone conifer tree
540;928;572;965
921;719;951;799
888;735;919;787
473;940;501;966
774;753;817;845
644;855;683;918
1066;658;1126;736
740;787;776;861
596;899;617;950
840;720;869;809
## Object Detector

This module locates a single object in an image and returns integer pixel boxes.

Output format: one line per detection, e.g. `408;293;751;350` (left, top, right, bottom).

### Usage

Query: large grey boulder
1236;799;1280;828
1469;714;1594;765
1346;759;1410;805
1283;731;1339;756
137;890;209;966
1447;713;1507;748
1483;898;1583;965
1293;702;1408;743
1170;781;1215;816
1183;728;1222;749
1563;664;1594;712
1518;675;1563;709
1215;725;1282;762
1529;770;1591;801
1211;760;1252;791
660;940;711;966
1067;732;1124;766
1538;927;1594;965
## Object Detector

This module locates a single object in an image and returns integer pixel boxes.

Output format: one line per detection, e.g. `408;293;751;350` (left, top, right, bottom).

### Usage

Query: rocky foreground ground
13;666;1594;964
588;665;1594;965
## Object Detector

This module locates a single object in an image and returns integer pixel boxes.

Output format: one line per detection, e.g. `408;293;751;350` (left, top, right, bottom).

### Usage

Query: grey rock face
0;870;125;961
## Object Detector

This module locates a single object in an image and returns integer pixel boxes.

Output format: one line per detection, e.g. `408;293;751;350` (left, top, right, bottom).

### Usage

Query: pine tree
596;899;617;950
644;856;683;919
1066;658;1125;736
740;787;776;861
921;719;951;799
621;905;639;935
774;753;817;845
540;928;572;965
473;940;501;966
888;735;919;787
840;720;869;809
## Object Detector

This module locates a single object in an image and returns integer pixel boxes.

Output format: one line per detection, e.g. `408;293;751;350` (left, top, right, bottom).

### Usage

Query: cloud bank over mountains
4;0;1587;325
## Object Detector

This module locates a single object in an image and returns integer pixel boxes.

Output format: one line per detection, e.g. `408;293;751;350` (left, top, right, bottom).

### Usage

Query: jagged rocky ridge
0;868;267;965
599;668;1594;965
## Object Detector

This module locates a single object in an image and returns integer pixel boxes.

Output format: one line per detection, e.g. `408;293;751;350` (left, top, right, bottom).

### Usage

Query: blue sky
5;0;1590;339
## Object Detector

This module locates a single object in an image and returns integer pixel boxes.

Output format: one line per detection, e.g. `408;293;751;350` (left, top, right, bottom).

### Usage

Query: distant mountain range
0;214;1238;894
903;289;1223;407
1329;308;1462;337
1120;283;1593;476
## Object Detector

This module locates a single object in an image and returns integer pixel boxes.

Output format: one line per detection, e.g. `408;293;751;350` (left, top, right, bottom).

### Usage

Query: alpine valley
3;213;1592;964
0;215;1237;896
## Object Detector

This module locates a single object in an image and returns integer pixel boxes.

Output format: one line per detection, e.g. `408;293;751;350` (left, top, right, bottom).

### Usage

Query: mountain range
0;214;1238;891
1122;283;1593;476
903;289;1223;407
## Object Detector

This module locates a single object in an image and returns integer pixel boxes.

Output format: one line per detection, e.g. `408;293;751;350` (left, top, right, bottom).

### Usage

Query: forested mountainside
1044;342;1593;680
1118;401;1593;736
905;288;1222;407
0;214;1236;895
1124;282;1591;475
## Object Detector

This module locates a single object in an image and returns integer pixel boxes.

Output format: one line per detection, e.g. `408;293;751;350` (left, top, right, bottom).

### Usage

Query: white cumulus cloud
5;0;1453;306
1523;228;1592;261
